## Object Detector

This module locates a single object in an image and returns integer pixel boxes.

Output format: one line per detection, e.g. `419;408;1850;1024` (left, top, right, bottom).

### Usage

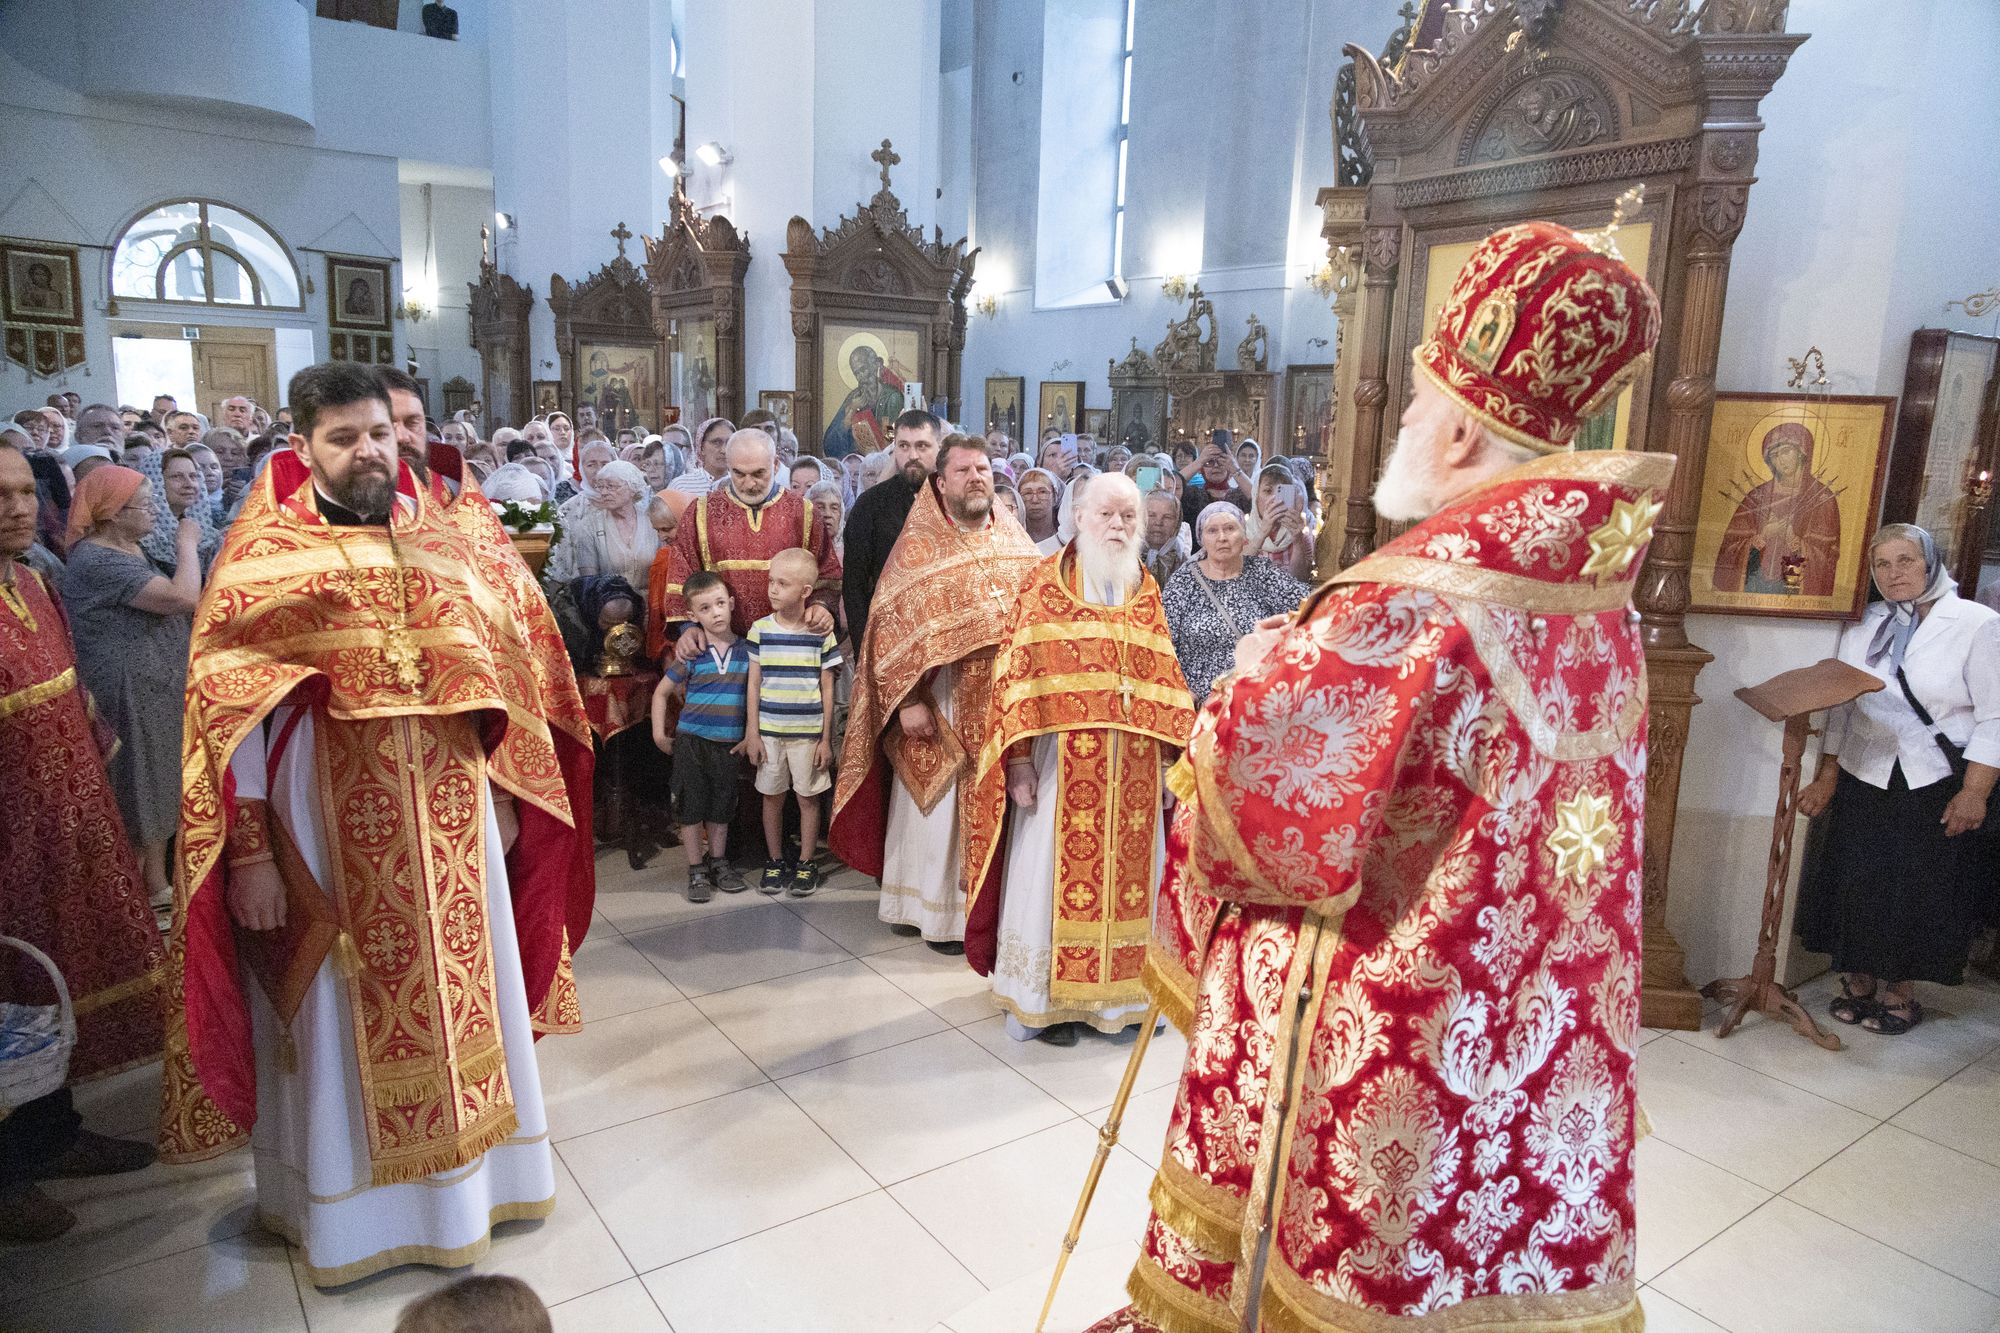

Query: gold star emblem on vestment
1547;792;1616;885
1580;496;1662;581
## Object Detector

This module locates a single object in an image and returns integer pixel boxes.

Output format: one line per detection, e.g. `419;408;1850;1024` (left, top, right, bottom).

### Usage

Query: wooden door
193;329;277;422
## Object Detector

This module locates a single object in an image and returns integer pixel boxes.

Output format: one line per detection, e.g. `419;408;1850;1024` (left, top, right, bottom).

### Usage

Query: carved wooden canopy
644;179;751;427
782;139;977;455
550;223;663;434
467;245;533;430
1317;0;1803;1031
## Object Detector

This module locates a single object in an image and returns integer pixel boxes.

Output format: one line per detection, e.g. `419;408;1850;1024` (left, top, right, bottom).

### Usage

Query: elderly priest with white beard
961;472;1194;1044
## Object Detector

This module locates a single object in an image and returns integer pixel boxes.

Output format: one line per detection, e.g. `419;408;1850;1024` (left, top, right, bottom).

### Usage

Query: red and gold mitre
1414;212;1661;454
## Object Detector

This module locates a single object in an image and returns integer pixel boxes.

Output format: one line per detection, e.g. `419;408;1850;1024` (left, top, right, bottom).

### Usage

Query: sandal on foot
1828;977;1878;1026
1862;998;1922;1035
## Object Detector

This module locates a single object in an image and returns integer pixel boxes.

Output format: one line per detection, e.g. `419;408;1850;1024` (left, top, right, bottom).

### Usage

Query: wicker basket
0;935;75;1111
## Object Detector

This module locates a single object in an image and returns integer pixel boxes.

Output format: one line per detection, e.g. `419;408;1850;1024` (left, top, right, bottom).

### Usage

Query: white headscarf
1056;466;1100;543
483;461;549;504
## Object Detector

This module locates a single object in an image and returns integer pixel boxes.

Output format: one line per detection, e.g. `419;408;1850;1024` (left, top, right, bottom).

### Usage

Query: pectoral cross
610;220;632;259
1118;677;1135;712
871;139;901;193
986;584;1008;613
383;626;424;693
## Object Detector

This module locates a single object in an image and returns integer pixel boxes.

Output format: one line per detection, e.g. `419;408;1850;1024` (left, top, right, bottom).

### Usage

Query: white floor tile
782;882;909;957
1668;990;2000;1119
779;1030;1072;1184
538;998;765;1141
889;1120;1156;1290
1638;1027;1671;1047
593;857;776;938
0;1233;305;1333
940;1241;1141;1333
693;957;946;1078
1652;1196;2000;1333
292;1156;631;1331
0;1148;255;1302
626;905;851;998
559;1082;875;1272
1785;1123;2000;1295
1635;1136;1771;1282
642;1192;983;1333
1108;1082;1180;1172
1637;1037;1873;1191
70;1059;164;1140
1638;1286;1730;1333
572;931;685;1021
862;941;1005;1027
960;1014;1187;1114
1892;1049;2000;1167
549;1277;675;1332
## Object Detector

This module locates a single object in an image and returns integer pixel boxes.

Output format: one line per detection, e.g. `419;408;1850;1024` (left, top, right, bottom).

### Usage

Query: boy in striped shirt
744;548;843;896
652;570;751;902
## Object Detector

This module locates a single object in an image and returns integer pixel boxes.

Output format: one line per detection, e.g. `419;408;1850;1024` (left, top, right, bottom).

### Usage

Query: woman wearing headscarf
1796;523;2000;1035
25;446;70;558
1054;465;1100;545
1161;500;1309;705
128;444;219;574
546;458;658;588
58;465;202;911
667;416;735;497
482;461;551;505
548;573;645;679
1016;466;1062;554
558;438;620;527
1245;460;1315;579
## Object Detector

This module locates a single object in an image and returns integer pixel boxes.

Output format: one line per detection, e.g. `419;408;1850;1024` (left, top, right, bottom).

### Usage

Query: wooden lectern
1703;659;1885;1051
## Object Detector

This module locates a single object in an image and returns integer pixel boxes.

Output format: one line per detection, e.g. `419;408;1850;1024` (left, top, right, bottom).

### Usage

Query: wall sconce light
694;142;733;168
658;155;682;179
397;298;433;323
975;292;998;319
494;211;515;231
1161;274;1190;302
1305;262;1337;299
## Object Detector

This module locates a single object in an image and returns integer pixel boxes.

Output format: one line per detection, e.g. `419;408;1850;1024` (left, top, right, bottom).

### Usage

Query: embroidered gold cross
382;625;424;693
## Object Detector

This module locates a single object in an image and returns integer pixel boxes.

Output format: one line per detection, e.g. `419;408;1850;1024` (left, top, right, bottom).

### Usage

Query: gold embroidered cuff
227;798;276;869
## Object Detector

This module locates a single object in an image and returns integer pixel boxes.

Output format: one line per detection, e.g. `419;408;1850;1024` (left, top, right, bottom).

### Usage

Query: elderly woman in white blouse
1796;523;2000;1035
546;458;658;589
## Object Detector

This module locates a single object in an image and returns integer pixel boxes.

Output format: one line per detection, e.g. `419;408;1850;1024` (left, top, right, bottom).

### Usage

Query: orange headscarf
66;464;145;548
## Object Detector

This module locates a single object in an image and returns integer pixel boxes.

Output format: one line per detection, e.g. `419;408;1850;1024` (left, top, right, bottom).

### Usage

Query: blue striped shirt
747;616;843;737
664;638;750;742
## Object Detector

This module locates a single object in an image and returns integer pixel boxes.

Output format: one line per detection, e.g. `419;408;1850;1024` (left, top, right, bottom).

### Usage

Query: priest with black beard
839;409;941;652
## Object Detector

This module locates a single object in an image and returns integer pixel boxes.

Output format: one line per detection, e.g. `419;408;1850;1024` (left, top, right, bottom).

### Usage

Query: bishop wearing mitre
961;472;1194;1043
830;435;1043;950
159;363;597;1287
1086;215;1668;1333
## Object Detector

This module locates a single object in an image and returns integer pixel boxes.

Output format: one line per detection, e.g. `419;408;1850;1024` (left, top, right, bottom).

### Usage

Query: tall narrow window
1112;0;1135;281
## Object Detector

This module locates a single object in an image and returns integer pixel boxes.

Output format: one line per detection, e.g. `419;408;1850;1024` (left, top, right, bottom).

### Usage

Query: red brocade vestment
1096;450;1672;1333
0;567;163;1082
646;485;840;658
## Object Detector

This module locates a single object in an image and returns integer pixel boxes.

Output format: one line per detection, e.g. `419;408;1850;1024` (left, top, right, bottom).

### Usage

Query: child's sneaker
758;858;790;895
787;862;820;899
685;861;714;904
709;856;748;893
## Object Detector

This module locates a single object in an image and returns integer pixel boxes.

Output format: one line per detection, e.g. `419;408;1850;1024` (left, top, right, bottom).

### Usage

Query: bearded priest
159;362;597;1288
830;434;1043;950
962;472;1194;1044
1085;215;1670;1333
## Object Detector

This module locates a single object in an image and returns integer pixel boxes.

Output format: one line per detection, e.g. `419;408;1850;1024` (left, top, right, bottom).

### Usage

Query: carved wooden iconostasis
551;223;665;435
645;179;751;429
782;139;977;456
1320;0;1805;1029
468;229;533;431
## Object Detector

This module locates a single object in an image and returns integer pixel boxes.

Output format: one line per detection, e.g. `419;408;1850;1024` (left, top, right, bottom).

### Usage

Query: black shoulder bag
1894;667;1969;780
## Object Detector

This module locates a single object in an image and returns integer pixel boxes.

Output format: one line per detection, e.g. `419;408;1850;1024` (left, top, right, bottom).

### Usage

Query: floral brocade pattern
1119;453;1666;1333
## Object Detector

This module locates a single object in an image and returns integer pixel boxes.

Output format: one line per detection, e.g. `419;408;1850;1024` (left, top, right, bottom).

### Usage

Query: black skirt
1796;765;1986;985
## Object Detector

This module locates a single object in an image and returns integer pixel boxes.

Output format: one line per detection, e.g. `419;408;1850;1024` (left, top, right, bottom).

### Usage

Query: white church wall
399;181;494;413
1667;0;2000;988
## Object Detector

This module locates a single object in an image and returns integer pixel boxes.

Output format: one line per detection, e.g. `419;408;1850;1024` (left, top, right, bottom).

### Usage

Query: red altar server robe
646;484;840;658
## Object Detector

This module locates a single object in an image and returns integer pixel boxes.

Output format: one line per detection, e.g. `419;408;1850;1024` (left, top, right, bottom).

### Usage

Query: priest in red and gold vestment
648;428;840;660
1087;217;1668;1333
830;436;1042;946
961;473;1194;1040
0;442;164;1243
158;363;596;1287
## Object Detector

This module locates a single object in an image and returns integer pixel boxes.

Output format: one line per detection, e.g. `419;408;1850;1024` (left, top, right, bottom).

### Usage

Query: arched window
111;199;303;309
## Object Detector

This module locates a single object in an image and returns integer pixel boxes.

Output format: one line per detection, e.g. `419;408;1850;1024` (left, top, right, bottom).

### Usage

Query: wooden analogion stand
1704;658;1883;1051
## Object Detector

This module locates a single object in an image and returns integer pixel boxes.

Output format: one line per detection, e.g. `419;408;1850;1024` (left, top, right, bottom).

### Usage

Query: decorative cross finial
871;139;901;194
1579;184;1645;261
611;221;633;259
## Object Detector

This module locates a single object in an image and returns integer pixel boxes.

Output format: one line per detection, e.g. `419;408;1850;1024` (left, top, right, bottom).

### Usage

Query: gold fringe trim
1149;1158;1245;1258
458;1037;508;1085
1264;1260;1645;1333
1127;1252;1239;1333
260;1193;557;1289
1141;952;1195;1036
330;930;362;979
371;1069;450;1111
368;1106;519;1189
1165;754;1196;805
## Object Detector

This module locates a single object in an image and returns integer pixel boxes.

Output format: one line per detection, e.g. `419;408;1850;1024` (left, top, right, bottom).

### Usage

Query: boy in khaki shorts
744;548;843;896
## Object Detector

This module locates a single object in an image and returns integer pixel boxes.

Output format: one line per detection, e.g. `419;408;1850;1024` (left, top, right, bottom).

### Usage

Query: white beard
1372;426;1444;523
1077;536;1141;606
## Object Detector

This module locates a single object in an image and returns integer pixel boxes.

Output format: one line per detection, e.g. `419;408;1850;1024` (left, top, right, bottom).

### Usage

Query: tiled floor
8;847;2000;1332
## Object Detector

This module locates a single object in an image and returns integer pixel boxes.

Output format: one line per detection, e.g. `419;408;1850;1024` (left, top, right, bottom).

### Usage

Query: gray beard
329;468;396;520
1077;538;1141;605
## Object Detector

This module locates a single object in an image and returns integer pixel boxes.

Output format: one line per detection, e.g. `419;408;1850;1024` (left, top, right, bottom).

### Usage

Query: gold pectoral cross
1118;677;1135;712
383;625;424;692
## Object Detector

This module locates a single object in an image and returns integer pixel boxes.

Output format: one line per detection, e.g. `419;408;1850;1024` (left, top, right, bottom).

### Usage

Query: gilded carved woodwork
549;222;662;434
643;179;751;425
467;250;532;430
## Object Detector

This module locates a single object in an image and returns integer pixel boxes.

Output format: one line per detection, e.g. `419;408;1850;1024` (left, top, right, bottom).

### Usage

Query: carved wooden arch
550;224;664;435
1319;0;1804;1030
643;179;751;427
467;247;533;430
781;139;977;455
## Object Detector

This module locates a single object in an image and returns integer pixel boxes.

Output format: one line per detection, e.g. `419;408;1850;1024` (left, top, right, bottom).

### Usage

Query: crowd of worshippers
3;380;1322;936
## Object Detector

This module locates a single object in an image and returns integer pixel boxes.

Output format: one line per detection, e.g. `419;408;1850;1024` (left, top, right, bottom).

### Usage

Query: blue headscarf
1865;522;1954;670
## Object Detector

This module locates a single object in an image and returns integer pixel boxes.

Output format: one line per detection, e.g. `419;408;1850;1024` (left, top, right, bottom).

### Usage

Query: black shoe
888;923;921;937
709;855;748;893
1037;1022;1082;1047
36;1130;157;1180
787;862;821;898
686;862;714;904
759;858;791;895
926;939;965;956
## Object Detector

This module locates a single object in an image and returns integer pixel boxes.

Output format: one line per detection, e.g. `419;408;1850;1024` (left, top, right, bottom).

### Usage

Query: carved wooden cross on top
871;139;900;193
610;221;633;259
